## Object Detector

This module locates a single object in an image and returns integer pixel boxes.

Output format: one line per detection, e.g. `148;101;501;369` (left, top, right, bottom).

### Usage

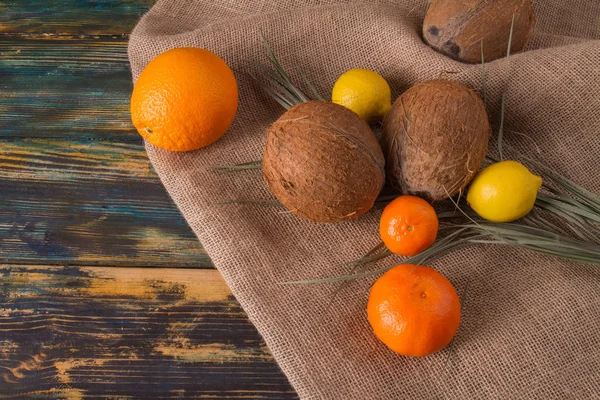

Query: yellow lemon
331;68;392;124
467;160;543;222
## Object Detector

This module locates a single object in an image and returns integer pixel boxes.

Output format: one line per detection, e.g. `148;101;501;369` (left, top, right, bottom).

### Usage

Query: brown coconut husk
381;80;491;202
422;0;535;63
263;100;385;223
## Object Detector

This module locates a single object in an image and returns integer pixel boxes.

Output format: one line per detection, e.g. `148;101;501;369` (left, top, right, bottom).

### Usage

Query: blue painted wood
0;25;206;266
0;0;155;35
0;0;297;397
0;38;135;139
0;139;210;266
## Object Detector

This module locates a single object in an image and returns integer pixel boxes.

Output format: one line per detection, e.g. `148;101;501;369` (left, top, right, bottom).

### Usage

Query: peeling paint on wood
1;266;233;302
0;140;153;181
0;0;156;35
0;265;296;398
0;139;210;267
0;0;297;397
0;38;136;139
154;342;272;363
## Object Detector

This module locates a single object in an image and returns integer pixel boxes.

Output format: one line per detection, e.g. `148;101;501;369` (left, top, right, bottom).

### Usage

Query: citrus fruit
331;68;392;123
467;160;542;222
367;264;461;357
130;47;238;152
380;195;439;256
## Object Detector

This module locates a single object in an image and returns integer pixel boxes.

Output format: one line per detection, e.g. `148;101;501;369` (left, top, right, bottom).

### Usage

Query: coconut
381;80;491;202
422;0;535;63
263;100;385;223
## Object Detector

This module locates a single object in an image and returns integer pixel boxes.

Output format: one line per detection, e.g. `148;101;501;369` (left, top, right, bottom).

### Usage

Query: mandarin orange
379;195;439;256
367;264;461;357
130;47;238;152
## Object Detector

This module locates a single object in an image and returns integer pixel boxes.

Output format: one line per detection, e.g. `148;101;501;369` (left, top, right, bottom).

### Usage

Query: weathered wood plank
0;38;136;139
0;265;296;399
0;139;210;267
0;1;295;397
0;0;155;35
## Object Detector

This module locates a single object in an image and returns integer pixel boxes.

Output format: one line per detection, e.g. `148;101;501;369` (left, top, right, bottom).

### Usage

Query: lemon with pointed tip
467;160;542;222
331;68;392;124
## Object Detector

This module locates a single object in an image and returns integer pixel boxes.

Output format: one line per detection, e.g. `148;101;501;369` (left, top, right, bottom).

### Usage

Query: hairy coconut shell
263;100;385;223
381;80;491;202
423;0;535;63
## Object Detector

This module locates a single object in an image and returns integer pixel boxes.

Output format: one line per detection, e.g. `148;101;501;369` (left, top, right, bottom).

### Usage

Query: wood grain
0;139;210;267
0;38;135;139
0;0;156;35
0;0;297;397
0;265;297;399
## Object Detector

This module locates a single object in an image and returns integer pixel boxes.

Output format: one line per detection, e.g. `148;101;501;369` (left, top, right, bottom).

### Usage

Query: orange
367;264;461;357
130;47;238;152
379;195;439;256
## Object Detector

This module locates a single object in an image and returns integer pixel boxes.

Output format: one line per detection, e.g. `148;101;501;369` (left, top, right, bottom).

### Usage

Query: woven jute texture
128;1;600;398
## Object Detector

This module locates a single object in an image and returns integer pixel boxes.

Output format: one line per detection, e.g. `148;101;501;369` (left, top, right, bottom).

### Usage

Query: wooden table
0;1;297;398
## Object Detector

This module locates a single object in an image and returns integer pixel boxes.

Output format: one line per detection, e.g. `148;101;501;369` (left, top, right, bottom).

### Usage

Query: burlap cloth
128;1;600;398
